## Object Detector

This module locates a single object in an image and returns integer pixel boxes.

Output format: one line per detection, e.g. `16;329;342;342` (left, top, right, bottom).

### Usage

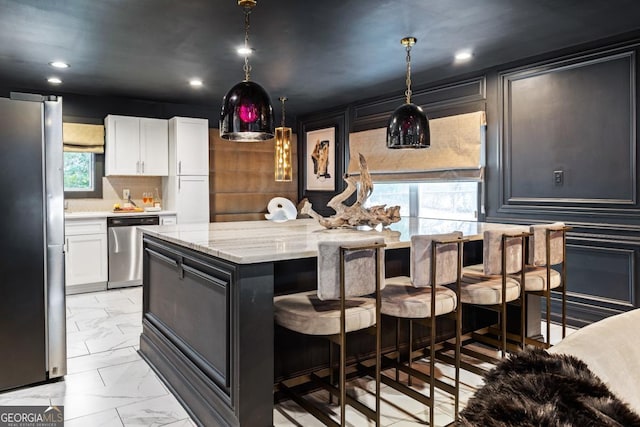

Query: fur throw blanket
459;348;640;426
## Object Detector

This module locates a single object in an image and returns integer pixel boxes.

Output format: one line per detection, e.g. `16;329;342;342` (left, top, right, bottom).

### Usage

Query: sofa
549;308;640;413
459;308;640;426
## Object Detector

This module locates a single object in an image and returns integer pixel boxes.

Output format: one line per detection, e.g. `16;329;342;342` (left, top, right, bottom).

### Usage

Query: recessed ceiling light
455;51;473;61
237;46;253;56
47;77;62;84
189;79;203;87
49;61;70;69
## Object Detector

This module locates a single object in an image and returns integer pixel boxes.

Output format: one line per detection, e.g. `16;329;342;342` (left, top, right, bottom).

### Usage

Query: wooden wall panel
209;130;298;222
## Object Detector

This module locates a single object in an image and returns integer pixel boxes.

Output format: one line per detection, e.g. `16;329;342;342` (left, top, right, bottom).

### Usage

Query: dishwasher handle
107;216;160;227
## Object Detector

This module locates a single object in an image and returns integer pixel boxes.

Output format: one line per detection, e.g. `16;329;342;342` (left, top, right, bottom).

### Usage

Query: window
365;181;479;220
417;181;478;220
64;152;93;191
63;153;104;198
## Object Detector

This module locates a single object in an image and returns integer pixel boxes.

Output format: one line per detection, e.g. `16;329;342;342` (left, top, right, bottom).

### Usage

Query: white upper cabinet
105;115;169;176
140;118;169;176
169;117;209;176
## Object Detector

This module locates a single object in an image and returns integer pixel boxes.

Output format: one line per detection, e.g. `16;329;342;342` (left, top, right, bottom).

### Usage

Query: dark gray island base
138;219;540;426
140;235;274;427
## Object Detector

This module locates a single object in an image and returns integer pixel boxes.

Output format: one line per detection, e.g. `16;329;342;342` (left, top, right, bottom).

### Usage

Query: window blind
63;123;105;153
348;111;485;181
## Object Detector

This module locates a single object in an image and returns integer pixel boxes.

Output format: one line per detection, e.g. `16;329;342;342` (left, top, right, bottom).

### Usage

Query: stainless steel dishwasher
107;215;159;289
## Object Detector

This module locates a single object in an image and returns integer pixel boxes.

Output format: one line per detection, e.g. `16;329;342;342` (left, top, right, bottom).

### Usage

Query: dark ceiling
1;0;640;120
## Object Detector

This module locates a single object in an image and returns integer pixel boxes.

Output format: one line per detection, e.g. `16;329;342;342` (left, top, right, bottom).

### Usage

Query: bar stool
519;222;570;348
459;229;529;361
380;232;465;426
274;238;386;426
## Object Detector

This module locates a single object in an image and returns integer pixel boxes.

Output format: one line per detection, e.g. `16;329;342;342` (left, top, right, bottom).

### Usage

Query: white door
140;118;169;176
105;115;140;175
175;118;209;176
65;233;108;287
176;176;210;223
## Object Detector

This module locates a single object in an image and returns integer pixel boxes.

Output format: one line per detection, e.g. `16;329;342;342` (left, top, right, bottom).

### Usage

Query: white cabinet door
105;115;141;175
140;118;169;176
65;233;108;288
176;176;210;224
173;118;209;176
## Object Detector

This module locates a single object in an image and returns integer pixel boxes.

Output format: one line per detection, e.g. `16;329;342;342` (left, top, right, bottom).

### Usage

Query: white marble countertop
65;210;177;219
140;218;525;264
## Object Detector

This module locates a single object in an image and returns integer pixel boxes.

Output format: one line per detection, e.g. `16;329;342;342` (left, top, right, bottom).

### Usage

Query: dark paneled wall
297;109;349;217
500;51;635;205
299;35;640;326
487;40;640;326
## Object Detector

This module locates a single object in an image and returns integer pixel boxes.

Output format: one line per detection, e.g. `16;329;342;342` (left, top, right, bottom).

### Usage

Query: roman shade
348;111;485;181
63;123;105;153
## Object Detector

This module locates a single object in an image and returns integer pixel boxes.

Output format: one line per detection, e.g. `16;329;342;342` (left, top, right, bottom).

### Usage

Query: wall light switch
123;188;130;200
553;170;563;186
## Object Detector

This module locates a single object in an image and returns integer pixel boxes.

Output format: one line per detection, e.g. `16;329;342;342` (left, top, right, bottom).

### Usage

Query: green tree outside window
64;152;93;191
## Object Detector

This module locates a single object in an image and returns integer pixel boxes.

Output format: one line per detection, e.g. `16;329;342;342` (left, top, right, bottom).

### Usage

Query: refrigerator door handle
141;161;145;174
178;161;182;175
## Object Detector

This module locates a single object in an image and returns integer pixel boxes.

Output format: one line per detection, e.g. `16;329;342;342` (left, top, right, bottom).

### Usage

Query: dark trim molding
498;47;637;212
297;109;349;216
352;76;486;132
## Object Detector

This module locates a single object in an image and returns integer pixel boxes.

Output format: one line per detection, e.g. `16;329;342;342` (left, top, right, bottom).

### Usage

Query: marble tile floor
1;287;195;427
0;287;575;426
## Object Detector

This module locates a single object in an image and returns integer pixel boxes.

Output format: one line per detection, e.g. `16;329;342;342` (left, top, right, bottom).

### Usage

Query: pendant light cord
279;96;287;127
243;6;252;81
405;43;412;104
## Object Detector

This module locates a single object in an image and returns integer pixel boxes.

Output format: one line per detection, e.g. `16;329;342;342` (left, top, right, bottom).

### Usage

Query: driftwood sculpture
301;154;401;229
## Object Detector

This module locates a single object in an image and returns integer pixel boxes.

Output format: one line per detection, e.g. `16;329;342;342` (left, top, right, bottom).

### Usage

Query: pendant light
275;97;292;181
220;0;274;142
386;37;430;149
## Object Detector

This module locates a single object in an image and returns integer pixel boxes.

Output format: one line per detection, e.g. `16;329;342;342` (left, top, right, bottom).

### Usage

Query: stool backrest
411;232;463;287
483;228;529;275
528;222;566;266
317;238;385;301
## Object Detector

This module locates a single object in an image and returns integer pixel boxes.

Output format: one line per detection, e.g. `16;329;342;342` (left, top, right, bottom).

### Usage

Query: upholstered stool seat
459;228;530;360
381;276;457;319
459;267;521;305
523;222;570;348
380;232;465;425
273;238;386;426
274;291;376;336
517;266;561;291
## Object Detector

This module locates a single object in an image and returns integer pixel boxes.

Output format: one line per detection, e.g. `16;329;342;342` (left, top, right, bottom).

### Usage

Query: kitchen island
138;218;528;427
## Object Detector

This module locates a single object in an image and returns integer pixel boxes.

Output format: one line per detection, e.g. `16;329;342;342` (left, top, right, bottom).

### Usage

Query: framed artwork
304;127;336;191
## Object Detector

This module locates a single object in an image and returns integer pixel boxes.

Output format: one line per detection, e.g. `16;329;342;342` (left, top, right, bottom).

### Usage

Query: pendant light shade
387;103;430;148
220;81;274;141
275;96;292;181
386;37;430;149
219;0;274;142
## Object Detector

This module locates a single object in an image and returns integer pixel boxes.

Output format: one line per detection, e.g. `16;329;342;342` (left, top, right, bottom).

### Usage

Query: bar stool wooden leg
429;291;437;426
329;341;334;404
396;318;401;382
562;231;568;339
408;320;414;387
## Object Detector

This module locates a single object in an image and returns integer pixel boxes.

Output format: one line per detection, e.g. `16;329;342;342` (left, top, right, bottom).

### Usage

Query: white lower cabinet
65;219;108;294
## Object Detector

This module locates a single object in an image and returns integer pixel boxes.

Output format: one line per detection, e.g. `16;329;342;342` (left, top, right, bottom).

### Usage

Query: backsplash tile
66;176;163;212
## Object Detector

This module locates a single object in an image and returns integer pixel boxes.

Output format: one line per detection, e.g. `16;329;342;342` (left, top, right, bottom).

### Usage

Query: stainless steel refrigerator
0;94;66;391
